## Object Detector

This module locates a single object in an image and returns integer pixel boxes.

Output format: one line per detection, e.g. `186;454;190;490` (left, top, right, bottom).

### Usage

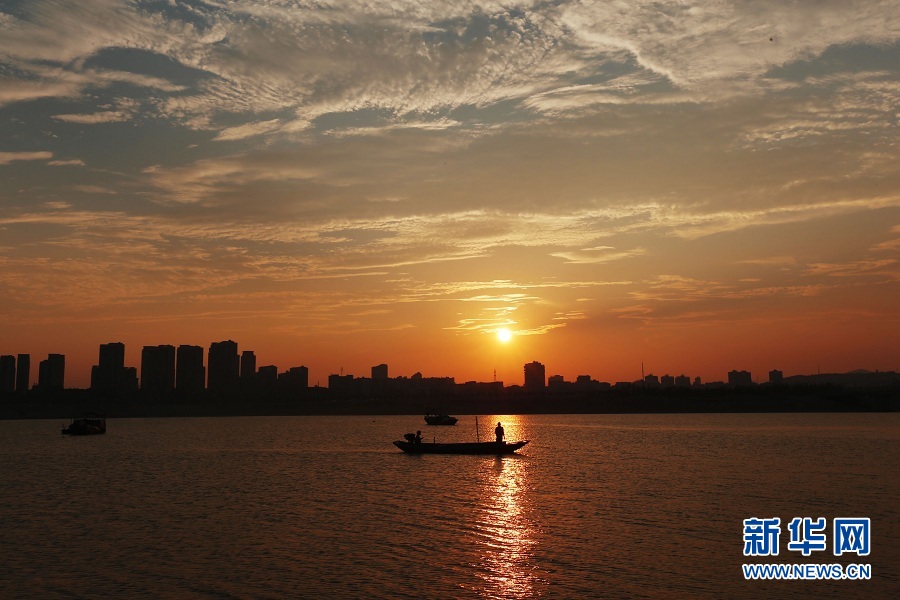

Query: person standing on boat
495;422;505;444
414;430;422;444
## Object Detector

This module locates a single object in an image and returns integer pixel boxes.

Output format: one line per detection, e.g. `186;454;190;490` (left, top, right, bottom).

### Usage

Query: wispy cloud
551;246;646;264
53;111;132;124
0;151;52;164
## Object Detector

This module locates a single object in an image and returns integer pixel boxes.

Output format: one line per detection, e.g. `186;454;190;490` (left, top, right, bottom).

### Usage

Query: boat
393;439;529;455
61;412;106;435
424;414;458;426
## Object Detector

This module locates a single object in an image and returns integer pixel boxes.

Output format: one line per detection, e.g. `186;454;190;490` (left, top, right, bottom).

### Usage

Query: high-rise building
208;340;239;392
176;345;205;393
99;342;125;371
524;361;545;391
241;351;257;381
728;370;753;386
141;345;176;394
92;342;122;390
769;370;784;384
16;354;30;393
39;354;65;391
372;364;388;380
91;342;137;393
0;355;15;393
284;366;309;390
276;366;309;396
257;365;278;385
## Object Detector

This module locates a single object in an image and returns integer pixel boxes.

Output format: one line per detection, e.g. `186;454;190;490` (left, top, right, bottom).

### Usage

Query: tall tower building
241;350;257;381
176;345;205;393
99;342;125;371
524;361;546;391
141;345;176;394
0;355;15;393
91;342;137;393
372;364;388;380
16;354;30;393
39;354;65;391
208;340;239;392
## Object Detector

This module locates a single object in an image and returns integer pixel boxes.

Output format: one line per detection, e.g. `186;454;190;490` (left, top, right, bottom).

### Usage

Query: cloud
214;119;284;141
0;77;85;107
807;259;898;278
72;185;116;194
53;111;132;124
0;151;53;164
48;159;86;167
2;0;897;140
558;1;900;91
551;246;646;264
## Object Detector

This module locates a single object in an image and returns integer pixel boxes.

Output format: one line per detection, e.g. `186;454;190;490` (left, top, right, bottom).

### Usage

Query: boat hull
393;440;528;455
61;425;105;435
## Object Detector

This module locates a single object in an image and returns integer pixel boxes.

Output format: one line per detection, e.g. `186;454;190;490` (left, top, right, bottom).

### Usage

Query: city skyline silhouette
2;339;896;403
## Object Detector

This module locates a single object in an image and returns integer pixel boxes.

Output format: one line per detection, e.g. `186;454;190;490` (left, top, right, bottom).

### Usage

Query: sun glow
497;328;513;343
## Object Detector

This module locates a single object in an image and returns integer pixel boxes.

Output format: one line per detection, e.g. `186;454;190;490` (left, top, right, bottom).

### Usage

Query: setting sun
497;328;513;343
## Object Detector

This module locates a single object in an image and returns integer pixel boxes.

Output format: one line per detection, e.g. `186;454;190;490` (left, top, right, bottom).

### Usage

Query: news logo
742;517;872;581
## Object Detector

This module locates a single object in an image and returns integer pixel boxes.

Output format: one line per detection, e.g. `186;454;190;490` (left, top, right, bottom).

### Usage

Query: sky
1;0;899;389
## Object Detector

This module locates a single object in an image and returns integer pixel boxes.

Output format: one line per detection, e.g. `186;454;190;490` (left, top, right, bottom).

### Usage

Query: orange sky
1;1;898;388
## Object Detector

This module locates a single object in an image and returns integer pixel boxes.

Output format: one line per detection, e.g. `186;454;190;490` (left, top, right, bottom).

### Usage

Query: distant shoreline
2;386;896;420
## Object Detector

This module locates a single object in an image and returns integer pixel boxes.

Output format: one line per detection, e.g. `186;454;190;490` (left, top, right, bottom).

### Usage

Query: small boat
393;439;529;455
424;414;458;426
61;412;106;435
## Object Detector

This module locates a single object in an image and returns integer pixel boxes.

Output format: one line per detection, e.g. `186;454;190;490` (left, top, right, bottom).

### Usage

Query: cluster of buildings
0;353;62;394
2;345;893;400
0;341;310;398
532;361;781;392
625;369;781;389
86;341;310;397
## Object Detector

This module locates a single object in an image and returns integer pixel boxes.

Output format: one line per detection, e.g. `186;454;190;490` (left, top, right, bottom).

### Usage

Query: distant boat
393;439;529;455
424;414;458;426
61;412;106;436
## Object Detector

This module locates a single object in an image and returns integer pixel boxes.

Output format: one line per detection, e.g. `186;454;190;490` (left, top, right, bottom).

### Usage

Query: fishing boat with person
395;417;528;454
393;438;529;454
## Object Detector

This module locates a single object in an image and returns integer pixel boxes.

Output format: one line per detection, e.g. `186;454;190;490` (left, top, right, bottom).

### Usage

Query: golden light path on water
469;416;543;598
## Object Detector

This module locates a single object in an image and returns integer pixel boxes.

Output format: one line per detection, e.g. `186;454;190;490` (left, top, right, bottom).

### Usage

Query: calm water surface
0;413;897;598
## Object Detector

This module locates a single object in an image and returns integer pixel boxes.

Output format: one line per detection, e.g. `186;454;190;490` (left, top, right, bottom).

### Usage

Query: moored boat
424;414;458;426
61;412;106;435
393;439;529;455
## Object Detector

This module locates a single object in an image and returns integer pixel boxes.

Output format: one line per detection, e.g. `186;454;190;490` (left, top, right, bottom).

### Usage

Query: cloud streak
0;151;52;164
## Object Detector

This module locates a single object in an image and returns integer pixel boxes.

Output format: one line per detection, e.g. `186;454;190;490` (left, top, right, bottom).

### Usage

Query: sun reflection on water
470;416;543;599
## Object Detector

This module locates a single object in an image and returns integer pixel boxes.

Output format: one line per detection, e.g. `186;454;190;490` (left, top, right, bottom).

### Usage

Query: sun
496;328;513;343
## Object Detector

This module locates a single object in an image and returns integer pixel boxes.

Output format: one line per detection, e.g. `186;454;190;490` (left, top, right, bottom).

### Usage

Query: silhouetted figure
495;422;505;444
415;430;422;444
